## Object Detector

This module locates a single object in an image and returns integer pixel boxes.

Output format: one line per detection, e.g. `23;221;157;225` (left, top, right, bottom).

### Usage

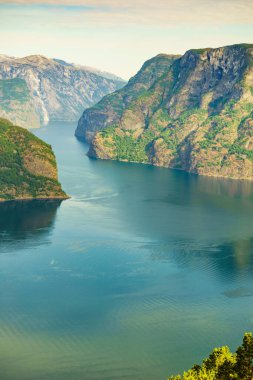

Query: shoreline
0;194;70;203
88;154;253;183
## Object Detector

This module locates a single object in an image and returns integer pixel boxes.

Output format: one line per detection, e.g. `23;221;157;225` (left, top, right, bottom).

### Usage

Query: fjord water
1;122;253;380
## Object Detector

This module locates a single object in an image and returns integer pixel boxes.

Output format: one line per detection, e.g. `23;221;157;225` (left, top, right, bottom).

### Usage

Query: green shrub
168;332;253;380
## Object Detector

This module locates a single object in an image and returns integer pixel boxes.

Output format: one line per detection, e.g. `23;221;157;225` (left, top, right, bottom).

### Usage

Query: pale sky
0;0;252;79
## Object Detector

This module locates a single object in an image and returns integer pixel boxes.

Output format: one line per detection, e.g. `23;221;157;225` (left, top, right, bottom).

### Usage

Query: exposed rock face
0;55;125;127
76;44;253;181
0;118;67;201
75;54;179;140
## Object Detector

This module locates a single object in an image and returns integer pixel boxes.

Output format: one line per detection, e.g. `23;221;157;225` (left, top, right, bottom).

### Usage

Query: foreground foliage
168;333;253;380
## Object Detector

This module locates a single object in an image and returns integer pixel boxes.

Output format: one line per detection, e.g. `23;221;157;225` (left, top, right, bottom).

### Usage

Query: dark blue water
1;122;253;380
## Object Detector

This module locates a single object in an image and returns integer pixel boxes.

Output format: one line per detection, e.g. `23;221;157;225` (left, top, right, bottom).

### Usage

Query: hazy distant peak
0;54;56;68
16;55;56;67
0;53;126;82
54;59;125;82
53;58;73;67
72;64;125;82
0;54;15;62
0;52;126;126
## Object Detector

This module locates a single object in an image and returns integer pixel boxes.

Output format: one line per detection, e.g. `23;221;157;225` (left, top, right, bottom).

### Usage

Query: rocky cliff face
77;44;253;181
0;118;67;201
75;54;179;141
0;55;125;127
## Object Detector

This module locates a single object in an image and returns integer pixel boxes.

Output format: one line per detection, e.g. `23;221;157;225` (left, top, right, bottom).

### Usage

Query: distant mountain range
0;54;125;128
76;44;253;181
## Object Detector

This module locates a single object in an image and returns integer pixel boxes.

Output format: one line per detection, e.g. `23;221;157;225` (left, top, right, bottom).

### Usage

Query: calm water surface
1;122;253;379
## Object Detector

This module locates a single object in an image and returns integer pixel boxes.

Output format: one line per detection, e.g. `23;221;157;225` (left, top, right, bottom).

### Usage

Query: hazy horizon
0;0;252;79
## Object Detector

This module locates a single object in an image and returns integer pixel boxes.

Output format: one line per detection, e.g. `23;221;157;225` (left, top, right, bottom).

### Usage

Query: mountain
0;118;67;201
0;55;125;127
75;54;179;141
53;58;124;81
76;44;253;181
0;78;40;129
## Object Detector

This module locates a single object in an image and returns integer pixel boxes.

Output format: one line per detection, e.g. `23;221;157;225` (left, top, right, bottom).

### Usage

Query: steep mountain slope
76;44;253;180
75;54;179;141
0;55;125;127
0;118;67;201
0;78;40;128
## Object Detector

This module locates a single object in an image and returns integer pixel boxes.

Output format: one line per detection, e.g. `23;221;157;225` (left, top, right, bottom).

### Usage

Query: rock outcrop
0;118;67;201
0;55;125;127
76;44;253;181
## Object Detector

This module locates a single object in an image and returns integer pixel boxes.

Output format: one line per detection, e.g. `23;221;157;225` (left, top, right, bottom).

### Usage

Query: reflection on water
197;174;253;199
0;122;253;380
86;158;253;262
0;200;62;253
147;237;253;284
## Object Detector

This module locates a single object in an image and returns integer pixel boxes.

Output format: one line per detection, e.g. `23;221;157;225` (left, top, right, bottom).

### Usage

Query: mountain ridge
75;53;180;141
76;43;253;181
0;54;125;127
0;54;125;82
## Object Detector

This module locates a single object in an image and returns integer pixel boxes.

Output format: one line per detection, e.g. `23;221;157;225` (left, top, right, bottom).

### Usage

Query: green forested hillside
0;118;67;200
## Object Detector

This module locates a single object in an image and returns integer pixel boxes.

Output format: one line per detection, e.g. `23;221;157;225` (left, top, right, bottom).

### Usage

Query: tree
235;332;253;380
167;333;253;380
